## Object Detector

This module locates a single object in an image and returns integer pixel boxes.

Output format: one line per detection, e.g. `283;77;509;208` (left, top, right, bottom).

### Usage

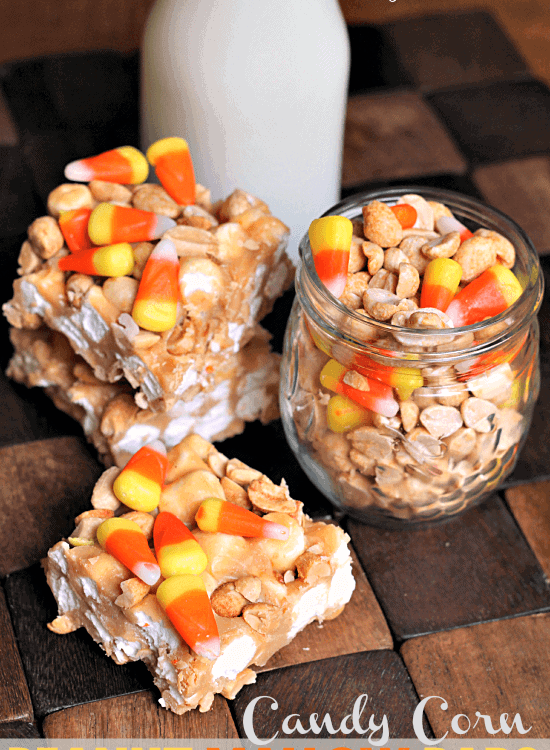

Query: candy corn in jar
280;187;543;527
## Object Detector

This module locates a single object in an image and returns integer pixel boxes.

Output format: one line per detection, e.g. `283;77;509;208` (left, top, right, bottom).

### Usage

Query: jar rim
297;186;544;361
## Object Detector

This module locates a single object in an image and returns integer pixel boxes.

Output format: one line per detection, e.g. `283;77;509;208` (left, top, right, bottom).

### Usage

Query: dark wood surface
4;565;149;720
43;693;239;739
232;651;432;740
0;588;33;724
506;481;550;579
402;612;550;739
347;496;550;641
0;438;102;577
2;8;550;740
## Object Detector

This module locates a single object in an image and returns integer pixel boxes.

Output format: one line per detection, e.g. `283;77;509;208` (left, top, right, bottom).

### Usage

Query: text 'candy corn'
390;203;417;229
147;137;196;206
154;511;208;577
64;146;149;184
327;394;370;433
446;264;523;327
320;359;399;418
58;208;94;253
308;215;353;298
352;356;423;401
157;575;220;659
113;440;169;512
96;517;160;585
420;258;463;312
195;498;290;540
132;238;180;332
58;243;134;277
88;203;176;246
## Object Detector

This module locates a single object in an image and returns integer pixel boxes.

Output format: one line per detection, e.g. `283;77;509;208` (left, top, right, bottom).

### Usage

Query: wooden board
232;650;433;740
402;612;550;738
348;495;550;641
0;587;33;724
342;91;466;188
43;692;239;738
0;437;102;577
506;480;550;578
474;156;550;255
0;722;40;739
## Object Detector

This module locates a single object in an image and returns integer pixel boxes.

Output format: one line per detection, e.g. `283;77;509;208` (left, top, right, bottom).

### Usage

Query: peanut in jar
280;188;543;527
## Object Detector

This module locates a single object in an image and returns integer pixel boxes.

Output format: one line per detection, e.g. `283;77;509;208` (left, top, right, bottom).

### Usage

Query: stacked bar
44;434;356;714
4;145;293;463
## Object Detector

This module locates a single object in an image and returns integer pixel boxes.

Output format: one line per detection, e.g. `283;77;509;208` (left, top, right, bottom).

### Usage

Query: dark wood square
0;438;102;577
0;722;40;739
231;651;432;740
427;79;550;165
348;495;550;642
0;586;33;724
347;24;413;95
387;11;528;91
506;481;550;580
4;565;149;720
43;692;239;739
402;613;550;738
343;90;466;188
474;155;550;256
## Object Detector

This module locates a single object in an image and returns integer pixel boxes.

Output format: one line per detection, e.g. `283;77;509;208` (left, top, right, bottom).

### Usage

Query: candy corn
58;242;134;277
195;498;290;539
58;208;94;253
436;215;473;242
64;146;149;184
326;394;370;433
96;517;160;585
352;356;424;401
132;238;180;331
446;264;523;327
154;511;208;577
308;215;353;298
390;203;417;229
88;203;176;246
156;575;220;659
320;359;399;417
146;137;196;206
113;440;169;512
420;258;463;312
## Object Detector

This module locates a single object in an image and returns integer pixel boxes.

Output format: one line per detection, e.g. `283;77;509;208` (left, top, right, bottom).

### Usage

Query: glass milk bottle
140;0;350;263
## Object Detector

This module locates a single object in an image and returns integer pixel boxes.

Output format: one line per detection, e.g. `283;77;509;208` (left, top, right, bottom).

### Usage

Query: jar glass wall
280;187;544;528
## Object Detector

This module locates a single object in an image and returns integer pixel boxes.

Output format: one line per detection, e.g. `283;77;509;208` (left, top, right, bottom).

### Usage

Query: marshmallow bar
4;182;293;410
8;326;280;466
44;435;356;714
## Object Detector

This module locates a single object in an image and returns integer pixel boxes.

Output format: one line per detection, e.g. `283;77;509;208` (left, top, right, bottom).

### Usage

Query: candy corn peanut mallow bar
4;148;293;412
44;434;356;714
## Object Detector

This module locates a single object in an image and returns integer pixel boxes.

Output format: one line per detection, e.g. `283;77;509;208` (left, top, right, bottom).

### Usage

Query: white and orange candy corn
96;517;160;585
58;242;134;277
436;215;473;242
156;575;220;660
64;146;149;184
58;207;94;253
446;264;523;327
320;359;399;418
308;215;353;298
195;498;290;540
87;203;176;246
132;238;180;331
420;258;463;312
113;440;168;512
147;137;196;206
154;511;207;577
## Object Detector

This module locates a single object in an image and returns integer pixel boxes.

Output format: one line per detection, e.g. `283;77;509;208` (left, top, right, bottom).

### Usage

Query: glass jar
280;187;544;528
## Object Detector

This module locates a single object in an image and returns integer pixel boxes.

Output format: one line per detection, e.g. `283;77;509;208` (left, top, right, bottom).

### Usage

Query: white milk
140;0;350;263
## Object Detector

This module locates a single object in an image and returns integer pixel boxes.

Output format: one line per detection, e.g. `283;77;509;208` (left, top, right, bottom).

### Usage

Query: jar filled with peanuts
280;188;544;527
